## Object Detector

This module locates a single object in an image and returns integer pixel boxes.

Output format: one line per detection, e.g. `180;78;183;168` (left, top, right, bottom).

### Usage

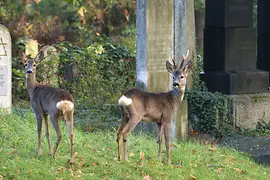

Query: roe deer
117;50;192;164
21;46;75;164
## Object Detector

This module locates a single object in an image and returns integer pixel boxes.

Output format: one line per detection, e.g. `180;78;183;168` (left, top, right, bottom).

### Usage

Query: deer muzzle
173;82;180;87
26;69;33;75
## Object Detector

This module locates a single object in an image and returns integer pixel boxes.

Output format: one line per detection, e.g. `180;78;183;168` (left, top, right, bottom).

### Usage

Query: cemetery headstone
0;24;12;113
201;0;269;94
136;0;196;139
257;0;270;83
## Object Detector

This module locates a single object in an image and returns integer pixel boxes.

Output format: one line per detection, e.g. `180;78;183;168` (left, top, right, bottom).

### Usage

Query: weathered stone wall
231;93;270;130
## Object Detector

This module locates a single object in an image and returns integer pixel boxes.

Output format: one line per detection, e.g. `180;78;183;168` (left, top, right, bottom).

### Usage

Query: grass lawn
0;108;269;179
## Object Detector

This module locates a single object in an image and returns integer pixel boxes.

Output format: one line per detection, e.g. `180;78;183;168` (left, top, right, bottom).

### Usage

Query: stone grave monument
136;0;196;139
201;0;269;94
201;0;270;131
257;0;270;82
0;24;12;113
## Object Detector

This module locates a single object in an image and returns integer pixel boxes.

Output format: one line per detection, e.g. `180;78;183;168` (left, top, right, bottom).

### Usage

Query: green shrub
186;54;234;137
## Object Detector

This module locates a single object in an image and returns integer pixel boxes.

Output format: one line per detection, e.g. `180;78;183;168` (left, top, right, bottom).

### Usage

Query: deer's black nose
173;82;179;87
26;70;33;74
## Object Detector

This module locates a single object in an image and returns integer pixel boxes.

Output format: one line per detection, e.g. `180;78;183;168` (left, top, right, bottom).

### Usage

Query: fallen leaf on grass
74;152;79;157
190;130;199;135
129;152;135;157
234;168;244;174
143;175;151;180
190;174;196;180
140;151;145;160
92;162;97;166
209;146;217;151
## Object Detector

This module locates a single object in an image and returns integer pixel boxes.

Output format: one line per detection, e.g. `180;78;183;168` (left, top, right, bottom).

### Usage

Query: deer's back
123;88;174;122
30;85;73;113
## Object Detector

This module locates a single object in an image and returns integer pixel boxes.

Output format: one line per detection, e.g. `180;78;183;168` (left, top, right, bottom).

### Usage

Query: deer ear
166;61;174;73
33;45;57;63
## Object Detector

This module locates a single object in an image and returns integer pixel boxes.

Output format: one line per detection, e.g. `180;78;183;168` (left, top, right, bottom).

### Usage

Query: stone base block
200;70;269;94
230;93;270;130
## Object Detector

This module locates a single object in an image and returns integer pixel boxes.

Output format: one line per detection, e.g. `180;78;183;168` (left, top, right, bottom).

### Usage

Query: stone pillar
174;0;196;139
136;0;196;139
201;0;269;94
0;24;12;113
136;0;174;133
257;0;270;83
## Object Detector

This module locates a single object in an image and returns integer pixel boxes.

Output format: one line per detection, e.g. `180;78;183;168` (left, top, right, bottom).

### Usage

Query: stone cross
0;24;12;113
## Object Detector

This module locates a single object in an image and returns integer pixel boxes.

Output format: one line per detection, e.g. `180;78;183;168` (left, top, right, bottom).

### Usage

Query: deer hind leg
35;113;43;156
157;123;163;161
117;108;128;161
44;114;53;155
163;122;171;164
50;114;62;159
121;115;141;160
64;111;74;164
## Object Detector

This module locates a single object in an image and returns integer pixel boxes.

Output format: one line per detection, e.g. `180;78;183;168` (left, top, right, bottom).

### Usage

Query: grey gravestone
0;24;12;113
257;0;270;83
136;0;196;139
205;0;253;28
201;0;269;95
136;0;174;133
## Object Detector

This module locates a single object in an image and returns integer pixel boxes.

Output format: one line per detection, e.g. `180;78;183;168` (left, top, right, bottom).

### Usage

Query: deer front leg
44;114;53;155
163;122;171;164
35;113;43;156
51;117;62;159
157;123;163;161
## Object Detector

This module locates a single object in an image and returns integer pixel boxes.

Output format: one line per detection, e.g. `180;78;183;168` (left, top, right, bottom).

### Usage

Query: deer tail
56;100;74;112
118;95;133;106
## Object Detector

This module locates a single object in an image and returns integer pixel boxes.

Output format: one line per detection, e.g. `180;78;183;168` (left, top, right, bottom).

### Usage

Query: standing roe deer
21;46;75;164
117;50;192;164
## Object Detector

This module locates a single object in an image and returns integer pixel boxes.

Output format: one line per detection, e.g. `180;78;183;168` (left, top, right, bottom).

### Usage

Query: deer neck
26;73;39;95
169;87;185;105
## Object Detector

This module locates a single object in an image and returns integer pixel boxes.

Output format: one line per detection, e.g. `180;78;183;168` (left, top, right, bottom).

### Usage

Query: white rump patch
118;95;132;106
56;100;74;112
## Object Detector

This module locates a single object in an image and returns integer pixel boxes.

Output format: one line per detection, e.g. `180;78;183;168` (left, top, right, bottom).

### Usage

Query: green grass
0;108;269;180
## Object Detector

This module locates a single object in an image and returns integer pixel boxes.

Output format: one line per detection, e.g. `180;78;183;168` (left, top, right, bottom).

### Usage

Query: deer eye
180;75;184;79
24;64;27;67
33;64;36;67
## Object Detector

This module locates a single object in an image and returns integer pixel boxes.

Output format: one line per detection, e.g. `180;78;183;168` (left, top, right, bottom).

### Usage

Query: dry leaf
140;151;145;160
234;168;244;174
129;152;135;157
190;130;199;135
143;175;151;180
92;162;97;166
190;174;197;180
209;146;217;151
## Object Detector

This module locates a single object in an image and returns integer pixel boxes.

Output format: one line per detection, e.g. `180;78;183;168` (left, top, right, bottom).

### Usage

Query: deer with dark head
117;50;191;164
21;46;75;164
